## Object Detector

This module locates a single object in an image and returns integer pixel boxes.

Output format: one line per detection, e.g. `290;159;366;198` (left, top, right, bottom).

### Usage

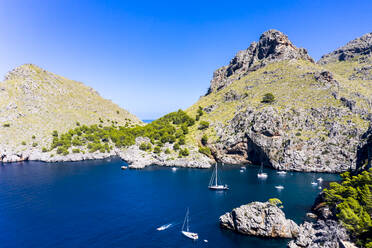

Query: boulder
219;201;299;238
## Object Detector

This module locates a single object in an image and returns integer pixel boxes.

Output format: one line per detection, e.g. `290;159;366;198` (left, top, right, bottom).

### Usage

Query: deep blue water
0;158;340;248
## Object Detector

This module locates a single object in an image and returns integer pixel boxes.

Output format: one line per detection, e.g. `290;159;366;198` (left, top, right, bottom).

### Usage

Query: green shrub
269;198;283;207
49;110;195;156
3;123;10;127
76;122;80;126
198;121;210;130
173;143;180;151
295;132;301;136
72;148;81;153
323;169;372;246
32;142;38;147
52;130;58;137
198;146;211;156
201;134;208;145
32;135;36;139
165;148;171;154
21;141;26;145
154;146;161;154
197;106;204;116
139;142;152;151
179;148;189;157
178;137;185;145
262;93;275;103
42;147;48;152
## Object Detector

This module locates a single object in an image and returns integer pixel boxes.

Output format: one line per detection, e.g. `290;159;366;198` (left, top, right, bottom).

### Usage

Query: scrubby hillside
0;64;141;162
185;30;372;172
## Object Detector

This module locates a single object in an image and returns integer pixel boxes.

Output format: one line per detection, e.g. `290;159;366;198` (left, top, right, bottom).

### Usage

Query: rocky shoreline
219;199;357;248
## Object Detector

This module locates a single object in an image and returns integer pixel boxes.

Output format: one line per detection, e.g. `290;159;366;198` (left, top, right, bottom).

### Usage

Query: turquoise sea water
0;158;340;248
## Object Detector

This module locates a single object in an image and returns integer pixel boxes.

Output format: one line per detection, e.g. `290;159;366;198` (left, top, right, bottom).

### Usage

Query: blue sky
0;0;371;119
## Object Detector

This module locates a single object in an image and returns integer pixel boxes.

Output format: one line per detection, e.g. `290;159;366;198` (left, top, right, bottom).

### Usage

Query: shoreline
0;149;347;174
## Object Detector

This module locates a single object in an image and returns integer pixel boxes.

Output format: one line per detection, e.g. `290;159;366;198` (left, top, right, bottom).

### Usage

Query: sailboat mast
186;208;189;232
215;163;218;186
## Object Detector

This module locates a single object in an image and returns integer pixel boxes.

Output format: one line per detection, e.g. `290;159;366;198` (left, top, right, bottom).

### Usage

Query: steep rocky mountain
0;64;141;162
185;30;372;172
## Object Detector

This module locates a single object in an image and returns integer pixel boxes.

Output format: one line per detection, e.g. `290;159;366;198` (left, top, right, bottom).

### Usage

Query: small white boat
311;182;318;186
240;166;246;170
172;167;177;172
277;171;287;175
204;239;208;243
318;186;322;190
181;208;198;240
275;185;284;190
121;166;128;170
317;177;323;182
257;163;268;179
208;163;229;190
157;223;172;231
240;169;244;173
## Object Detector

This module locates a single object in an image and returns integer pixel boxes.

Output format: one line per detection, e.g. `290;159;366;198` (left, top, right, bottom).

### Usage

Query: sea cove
0;158;340;248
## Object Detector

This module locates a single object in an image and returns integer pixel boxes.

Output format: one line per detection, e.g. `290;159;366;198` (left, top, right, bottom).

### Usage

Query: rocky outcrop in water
318;32;372;64
219;201;299;238
208;29;314;94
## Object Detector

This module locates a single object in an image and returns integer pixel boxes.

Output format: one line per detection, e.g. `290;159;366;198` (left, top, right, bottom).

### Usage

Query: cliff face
208;29;314;94
186;31;372;172
318;32;372;65
0;64;141;162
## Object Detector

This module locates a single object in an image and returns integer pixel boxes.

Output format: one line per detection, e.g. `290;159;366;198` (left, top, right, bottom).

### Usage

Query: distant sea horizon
142;120;154;123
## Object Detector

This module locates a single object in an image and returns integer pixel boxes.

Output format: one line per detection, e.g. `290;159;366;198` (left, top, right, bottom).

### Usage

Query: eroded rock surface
208;29;314;93
219;201;299;238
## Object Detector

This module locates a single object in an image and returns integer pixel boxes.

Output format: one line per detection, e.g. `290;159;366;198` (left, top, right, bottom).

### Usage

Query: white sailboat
277;171;287;175
208;163;229;190
257;163;268;179
311;175;318;186
275;185;284;190
181;208;198;240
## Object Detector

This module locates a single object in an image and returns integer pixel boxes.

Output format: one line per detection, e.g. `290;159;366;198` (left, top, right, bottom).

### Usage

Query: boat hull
182;231;198;240
208;185;229;190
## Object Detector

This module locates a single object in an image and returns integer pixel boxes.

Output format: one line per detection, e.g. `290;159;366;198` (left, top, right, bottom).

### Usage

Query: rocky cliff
219;201;299;238
208;29;314;94
186;30;372;172
0;64;141;162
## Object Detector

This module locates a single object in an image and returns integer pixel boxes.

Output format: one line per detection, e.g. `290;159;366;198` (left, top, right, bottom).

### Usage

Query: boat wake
156;223;172;231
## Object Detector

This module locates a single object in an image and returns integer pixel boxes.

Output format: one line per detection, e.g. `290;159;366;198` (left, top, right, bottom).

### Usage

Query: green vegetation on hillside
49;110;195;156
323;169;372;247
262;93;275;103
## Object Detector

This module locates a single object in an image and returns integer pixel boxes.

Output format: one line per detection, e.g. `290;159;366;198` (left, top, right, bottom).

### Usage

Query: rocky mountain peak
318;32;372;65
4;64;45;81
207;29;314;94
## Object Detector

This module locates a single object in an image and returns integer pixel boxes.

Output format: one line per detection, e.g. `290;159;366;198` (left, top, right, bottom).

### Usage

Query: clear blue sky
0;0;371;119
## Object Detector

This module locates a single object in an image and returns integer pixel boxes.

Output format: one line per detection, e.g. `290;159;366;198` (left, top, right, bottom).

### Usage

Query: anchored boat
181;208;198;240
257;163;268;179
208;163;229;190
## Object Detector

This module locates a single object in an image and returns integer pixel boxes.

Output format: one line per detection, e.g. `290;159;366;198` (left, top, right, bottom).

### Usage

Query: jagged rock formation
288;220;351;248
219;201;299;238
318;32;372;65
186;30;372;172
356;126;372;170
0;64;141;163
208;29;314;94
